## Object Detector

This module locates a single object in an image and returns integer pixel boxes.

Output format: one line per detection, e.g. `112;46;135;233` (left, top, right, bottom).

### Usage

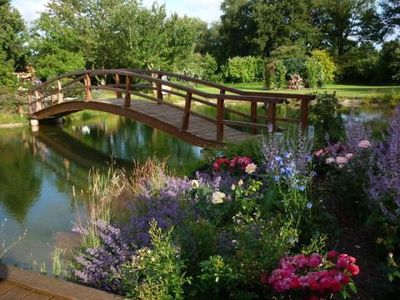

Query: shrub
223;56;264;83
311;50;336;85
264;60;287;89
181;53;219;81
310;93;345;149
120;221;190;300
305;57;323;89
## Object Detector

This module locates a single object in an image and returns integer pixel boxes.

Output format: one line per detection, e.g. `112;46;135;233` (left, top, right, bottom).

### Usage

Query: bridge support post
156;73;163;104
181;92;192;131
84;73;93;101
216;89;225;142
115;74;123;98
124;76;131;108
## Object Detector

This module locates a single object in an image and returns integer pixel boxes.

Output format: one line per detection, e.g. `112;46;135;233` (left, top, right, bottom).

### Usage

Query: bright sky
11;0;222;24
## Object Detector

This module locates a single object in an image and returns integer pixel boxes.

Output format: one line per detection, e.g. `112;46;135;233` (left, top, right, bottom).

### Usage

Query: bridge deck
100;98;252;143
0;265;121;300
35;98;254;146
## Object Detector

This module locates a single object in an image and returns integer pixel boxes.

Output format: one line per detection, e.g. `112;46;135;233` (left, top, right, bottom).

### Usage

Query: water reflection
0;114;204;271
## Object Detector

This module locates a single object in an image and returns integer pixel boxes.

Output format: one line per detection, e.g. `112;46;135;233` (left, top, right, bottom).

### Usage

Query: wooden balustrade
26;69;315;143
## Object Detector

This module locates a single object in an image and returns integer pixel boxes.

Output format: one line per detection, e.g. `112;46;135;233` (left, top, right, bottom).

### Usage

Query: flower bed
52;107;400;299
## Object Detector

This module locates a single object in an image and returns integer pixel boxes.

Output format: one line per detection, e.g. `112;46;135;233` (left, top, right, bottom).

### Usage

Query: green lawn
0;113;27;125
197;82;400;100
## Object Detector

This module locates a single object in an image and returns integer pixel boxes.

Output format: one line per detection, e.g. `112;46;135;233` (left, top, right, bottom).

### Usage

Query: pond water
0;113;203;272
0;104;395;273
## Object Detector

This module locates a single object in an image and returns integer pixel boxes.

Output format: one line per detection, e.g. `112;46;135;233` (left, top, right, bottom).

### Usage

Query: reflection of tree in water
64;115;204;175
0;130;42;222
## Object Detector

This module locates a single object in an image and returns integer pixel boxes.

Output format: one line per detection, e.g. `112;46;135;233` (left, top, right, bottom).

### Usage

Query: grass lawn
197;82;400;100
0;113;27;125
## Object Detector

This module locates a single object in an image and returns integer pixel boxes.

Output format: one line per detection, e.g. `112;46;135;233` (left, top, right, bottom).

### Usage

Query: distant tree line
0;0;399;87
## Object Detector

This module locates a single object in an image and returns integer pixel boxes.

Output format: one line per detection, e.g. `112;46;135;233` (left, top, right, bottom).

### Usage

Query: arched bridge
27;69;315;146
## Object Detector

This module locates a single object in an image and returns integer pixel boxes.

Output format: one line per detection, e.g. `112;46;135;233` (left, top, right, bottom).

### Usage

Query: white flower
231;184;236;191
238;179;244;187
345;153;354;160
212;191;226;204
325;157;335;164
191;180;200;188
335;156;348;164
245;163;257;174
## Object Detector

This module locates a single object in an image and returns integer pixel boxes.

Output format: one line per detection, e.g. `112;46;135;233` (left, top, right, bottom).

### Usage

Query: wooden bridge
27;69;315;146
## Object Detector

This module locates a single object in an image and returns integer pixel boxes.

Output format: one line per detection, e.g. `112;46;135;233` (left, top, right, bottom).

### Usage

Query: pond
0;104;395;274
0;113;203;273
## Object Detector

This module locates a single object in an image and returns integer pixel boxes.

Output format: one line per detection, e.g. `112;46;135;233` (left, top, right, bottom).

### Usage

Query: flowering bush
212;156;256;175
288;74;304;90
265;251;360;299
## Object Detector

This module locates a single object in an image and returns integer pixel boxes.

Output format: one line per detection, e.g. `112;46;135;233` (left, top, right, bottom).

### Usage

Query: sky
11;0;222;24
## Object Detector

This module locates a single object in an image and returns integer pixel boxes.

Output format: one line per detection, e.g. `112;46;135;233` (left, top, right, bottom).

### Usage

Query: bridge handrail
26;69;315;142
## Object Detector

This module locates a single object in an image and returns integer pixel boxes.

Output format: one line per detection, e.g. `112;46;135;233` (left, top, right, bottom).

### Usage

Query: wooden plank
0;265;122;300
21;291;52;300
0;286;32;300
0;281;16;295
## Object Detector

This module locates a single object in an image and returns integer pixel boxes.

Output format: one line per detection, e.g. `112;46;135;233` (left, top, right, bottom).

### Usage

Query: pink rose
358;140;372;149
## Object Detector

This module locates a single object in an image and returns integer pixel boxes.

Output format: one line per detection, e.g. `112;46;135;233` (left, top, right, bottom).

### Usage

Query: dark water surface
0;113;203;272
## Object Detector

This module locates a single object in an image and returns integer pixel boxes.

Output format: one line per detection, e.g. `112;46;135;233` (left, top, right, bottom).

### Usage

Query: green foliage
223;56;264;83
305;57;323;89
337;43;380;84
377;40;400;84
0;51;17;86
264;60;287;89
310;93;345;148
0;0;26;70
381;0;400;31
35;49;86;80
311;50;336;84
30;0;200;74
121;221;190;300
182;53;218;81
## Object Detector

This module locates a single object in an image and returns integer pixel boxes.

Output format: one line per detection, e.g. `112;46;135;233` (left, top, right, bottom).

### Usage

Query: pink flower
358;140;372;149
325;157;335;164
346;264;360;276
308;254;322;268
314;149;324;157
335;156;348;164
327;250;338;260
345;153;354;160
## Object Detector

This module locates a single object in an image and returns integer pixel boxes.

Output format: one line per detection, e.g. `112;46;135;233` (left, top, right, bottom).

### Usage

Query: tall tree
0;0;26;71
31;0;200;76
312;0;385;56
381;0;400;32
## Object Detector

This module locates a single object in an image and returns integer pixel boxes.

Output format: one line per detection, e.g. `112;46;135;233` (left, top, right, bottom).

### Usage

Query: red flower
327;250;338;260
346;264;360;276
212;157;230;171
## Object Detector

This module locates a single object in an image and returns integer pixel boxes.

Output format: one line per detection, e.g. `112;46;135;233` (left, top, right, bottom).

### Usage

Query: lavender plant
73;220;135;293
369;107;400;222
126;177;192;247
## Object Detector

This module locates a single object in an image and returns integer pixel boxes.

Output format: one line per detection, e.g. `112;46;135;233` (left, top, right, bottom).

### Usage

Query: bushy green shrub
0;51;17;87
120;221;190;300
310;93;345;148
305;57;322;88
223;56;264;83
181;53;219;81
311;50;336;84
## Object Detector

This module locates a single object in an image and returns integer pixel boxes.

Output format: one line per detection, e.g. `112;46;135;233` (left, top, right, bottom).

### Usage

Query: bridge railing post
156;73;163;104
124;76;131;108
115;74;123;99
57;80;63;103
216;89;225;142
181;91;192;131
84;73;93;101
250;101;258;135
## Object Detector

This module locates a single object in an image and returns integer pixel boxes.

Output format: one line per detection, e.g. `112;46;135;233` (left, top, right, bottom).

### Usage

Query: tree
381;0;400;32
377;40;400;84
312;0;385;56
0;0;26;74
30;0;200;75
